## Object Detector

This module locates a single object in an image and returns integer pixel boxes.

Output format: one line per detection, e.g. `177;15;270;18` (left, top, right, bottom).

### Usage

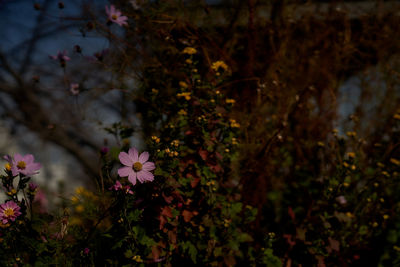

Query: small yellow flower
374;182;379;187
351;165;356;171
347;152;356;158
332;129;339;134
345;212;353;218
215;90;220;95
232;138;238;145
185;59;193;64
346;131;357;137
343;162;349;168
377;162;385;168
151;136;161;143
394;245;400;252
268;232;276;238
367;198;372;202
226;99;236;105
393;114;400;120
151;88;158;94
229;119;240;128
379;198;385;203
182;47;197;55
179;81;188;88
225;148;230;153
211;61;228;72
343;182;350;187
75;187;85;195
178;109;187;116
171;140;179;147
223;219;230;227
132;255;143;262
7;189;17;196
71;196;79;204
210;99;215;103
4;163;11;171
165;148;170;153
173;151;179;157
383;214;389;220
317;141;325;147
177;92;191;101
382;171;390;177
75;205;85;213
372;222;379;227
199;225;205;232
390;158;400;166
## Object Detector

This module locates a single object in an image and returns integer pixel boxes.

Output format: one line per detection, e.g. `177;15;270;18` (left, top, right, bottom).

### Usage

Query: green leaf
238;233;254;243
231;202;242;215
124;250;133;258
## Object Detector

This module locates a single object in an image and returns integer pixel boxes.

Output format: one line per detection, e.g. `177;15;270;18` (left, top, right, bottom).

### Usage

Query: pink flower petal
23;154;34;164
139;151;149;164
128;148;139;162
26;162;41;171
11;167;19;176
118;166;133;177
128;173;137;186
137;170;154;183
142;162;155;171
13;154;23;162
119;152;133;166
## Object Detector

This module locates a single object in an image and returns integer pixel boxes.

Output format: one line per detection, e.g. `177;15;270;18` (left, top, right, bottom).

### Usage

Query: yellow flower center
5;163;11;171
17;161;26;170
133;162;142;172
112;14;118;20
4;208;14;217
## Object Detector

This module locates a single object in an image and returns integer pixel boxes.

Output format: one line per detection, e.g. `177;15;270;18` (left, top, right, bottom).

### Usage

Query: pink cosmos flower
100;147;109;155
50;50;70;61
118;147;155;186
33;189;48;214
10;153;41;176
105;5;128;26
70;83;80;95
83;247;90;255
336;195;347;205
109;180;123;191
0;201;22;224
109;180;133;194
28;183;38;192
50;50;70;67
